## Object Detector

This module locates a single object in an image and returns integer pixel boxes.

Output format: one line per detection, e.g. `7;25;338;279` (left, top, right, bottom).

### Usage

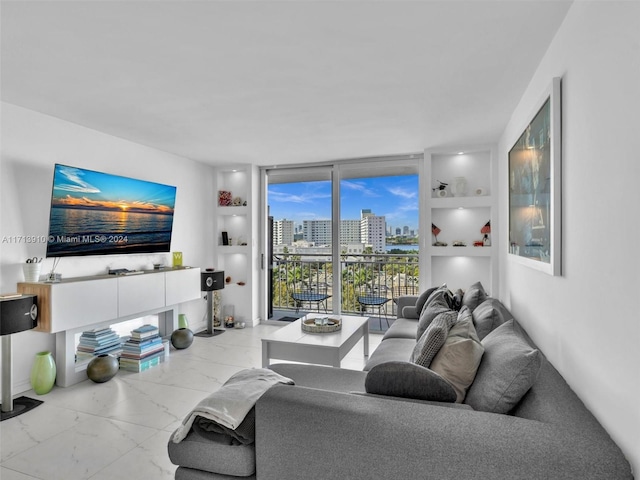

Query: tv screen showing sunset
46;164;177;257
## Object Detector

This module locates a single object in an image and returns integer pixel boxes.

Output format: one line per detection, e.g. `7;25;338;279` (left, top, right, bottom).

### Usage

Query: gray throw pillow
462;281;488;311
411;309;457;368
465;320;542;414
471;298;508;340
430;307;485;403
365;361;457;402
416;286;453;340
414;286;438;317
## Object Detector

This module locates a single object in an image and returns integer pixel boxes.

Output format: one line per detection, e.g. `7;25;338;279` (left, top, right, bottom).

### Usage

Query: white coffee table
261;314;370;368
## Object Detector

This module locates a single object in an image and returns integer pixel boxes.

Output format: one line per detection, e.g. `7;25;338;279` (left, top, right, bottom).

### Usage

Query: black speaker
0;295;38;336
201;271;224;291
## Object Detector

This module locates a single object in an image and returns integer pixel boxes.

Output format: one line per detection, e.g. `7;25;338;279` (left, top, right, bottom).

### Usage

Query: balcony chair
291;283;331;314
356;285;391;329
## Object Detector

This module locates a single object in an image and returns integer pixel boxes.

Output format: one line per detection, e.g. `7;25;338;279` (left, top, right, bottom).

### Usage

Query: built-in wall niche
219;214;248;246
220;253;248;286
431;151;491;198
431;207;491;251
218;169;248;205
431;256;492;294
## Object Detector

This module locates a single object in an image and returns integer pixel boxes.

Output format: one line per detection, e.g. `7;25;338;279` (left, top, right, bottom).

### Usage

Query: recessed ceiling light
457;152;464;155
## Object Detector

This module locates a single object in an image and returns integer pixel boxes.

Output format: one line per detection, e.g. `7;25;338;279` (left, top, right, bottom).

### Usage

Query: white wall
498;2;640;473
0;102;215;394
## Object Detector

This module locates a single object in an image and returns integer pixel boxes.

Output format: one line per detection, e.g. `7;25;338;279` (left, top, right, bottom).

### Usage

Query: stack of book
76;327;123;363
119;324;165;372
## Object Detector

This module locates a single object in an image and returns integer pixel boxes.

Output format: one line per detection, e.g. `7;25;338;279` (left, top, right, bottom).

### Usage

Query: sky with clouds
268;174;419;232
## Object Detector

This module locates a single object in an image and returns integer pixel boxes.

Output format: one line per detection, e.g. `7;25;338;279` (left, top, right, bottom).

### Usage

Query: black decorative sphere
87;354;119;383
171;328;194;349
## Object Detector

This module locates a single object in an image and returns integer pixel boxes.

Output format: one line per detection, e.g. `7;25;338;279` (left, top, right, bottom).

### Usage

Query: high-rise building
303;220;332;245
340;220;361;244
361;210;386;253
273;219;294;246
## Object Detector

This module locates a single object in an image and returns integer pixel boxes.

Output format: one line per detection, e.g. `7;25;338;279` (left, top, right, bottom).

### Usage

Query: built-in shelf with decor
213;164;260;327
424;147;497;294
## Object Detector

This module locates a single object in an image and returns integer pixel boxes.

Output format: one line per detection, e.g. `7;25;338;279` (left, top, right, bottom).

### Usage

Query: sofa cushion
168;425;255;477
382;318;418;340
430;306;484;402
416;286;453;340
401;305;419;319
471;298;508;340
269;363;367;393
364;361;457;402
462;281;488;311
364;338;416;371
414;286;439;317
410;309;457;368
465;319;542;414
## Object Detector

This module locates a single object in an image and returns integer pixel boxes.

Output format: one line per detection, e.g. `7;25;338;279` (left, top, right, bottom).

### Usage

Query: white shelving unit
424;147;498;295
213;165;260;327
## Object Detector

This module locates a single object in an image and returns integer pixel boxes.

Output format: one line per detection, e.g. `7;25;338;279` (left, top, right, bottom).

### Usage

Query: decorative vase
171;328;194;349
30;351;56;395
23;262;42;282
453;176;467;197
178;313;189;329
86;354;119;383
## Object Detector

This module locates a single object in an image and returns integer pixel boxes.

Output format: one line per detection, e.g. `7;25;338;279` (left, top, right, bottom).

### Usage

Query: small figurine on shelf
481;221;491;246
432;180;448;198
232;196;242;206
432;223;448;247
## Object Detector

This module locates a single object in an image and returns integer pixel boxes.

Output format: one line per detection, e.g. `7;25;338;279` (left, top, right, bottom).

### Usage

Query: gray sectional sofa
169;283;633;480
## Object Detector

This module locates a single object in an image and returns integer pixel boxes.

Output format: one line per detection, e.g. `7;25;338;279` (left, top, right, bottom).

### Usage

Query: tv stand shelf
18;267;200;387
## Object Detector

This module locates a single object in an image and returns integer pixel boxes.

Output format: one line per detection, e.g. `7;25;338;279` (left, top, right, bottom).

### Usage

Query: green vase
30;351;56;395
178;314;189;329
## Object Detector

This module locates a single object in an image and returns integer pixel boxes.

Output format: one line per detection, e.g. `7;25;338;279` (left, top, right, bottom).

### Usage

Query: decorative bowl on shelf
301;316;342;334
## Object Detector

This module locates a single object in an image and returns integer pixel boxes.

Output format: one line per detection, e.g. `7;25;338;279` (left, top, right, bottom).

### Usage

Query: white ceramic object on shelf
453;177;467;197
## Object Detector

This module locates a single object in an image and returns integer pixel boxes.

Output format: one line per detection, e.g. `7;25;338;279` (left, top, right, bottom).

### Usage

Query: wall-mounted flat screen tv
46;164;177;257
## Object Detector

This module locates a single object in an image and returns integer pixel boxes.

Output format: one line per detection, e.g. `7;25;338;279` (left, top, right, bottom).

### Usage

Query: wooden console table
18;267;201;386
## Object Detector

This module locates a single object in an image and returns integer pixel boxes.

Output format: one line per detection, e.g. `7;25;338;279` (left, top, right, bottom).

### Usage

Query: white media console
18;267;201;387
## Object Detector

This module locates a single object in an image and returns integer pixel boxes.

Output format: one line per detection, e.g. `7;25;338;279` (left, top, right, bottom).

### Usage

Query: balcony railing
271;252;419;320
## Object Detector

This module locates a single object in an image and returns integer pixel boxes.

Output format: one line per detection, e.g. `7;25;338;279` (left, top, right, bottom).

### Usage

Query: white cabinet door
165;268;200;305
118;273;165;317
50;278;118;333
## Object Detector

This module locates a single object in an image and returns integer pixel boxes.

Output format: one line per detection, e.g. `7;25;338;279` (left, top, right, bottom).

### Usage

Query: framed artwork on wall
508;77;562;276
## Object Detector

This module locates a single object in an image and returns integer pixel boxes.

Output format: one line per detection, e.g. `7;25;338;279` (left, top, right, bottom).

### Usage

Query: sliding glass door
260;156;420;327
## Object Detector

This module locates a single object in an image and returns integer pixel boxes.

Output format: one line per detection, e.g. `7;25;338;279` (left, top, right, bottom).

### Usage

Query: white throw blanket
172;368;294;443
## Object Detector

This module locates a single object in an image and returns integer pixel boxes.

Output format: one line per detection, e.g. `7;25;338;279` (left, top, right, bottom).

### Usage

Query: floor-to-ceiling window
261;155;421;329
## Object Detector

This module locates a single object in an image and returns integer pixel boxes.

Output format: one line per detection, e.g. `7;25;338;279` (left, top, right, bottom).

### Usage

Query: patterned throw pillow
430;307;485;402
410;309;457;368
416;286;453;340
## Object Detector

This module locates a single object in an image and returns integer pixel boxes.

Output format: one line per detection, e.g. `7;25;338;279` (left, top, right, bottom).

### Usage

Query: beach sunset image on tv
46;164;177;257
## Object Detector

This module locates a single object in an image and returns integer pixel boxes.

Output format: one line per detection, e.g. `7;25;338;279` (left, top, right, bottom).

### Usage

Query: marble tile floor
0;323;382;480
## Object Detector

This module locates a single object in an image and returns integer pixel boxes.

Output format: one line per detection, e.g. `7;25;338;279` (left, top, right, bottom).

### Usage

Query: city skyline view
267;174;419;234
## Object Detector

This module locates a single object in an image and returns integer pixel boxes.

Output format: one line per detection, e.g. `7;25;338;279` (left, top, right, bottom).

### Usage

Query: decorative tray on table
301;316;342;334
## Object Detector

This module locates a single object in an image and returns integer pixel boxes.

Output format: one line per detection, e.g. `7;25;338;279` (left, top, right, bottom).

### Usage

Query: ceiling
1;1;572;167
